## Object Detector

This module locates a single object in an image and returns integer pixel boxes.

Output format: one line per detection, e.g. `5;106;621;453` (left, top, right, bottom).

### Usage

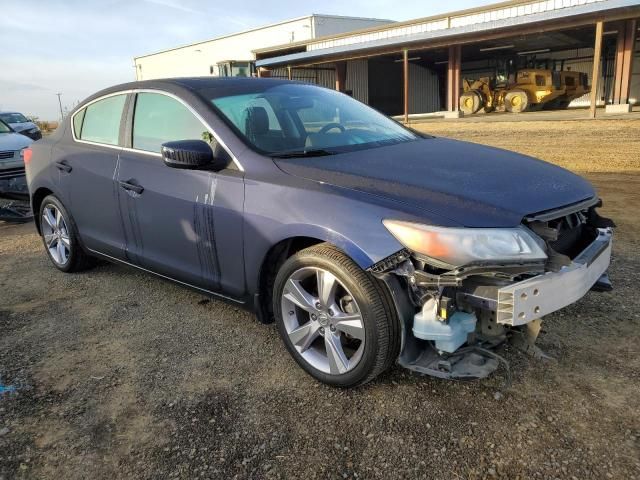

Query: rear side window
132;93;209;153
79;94;126;146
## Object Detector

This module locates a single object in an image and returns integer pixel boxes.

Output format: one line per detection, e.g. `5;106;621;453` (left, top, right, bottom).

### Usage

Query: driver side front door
116;91;246;298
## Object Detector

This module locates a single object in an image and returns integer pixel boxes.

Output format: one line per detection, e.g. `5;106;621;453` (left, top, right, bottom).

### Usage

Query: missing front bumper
496;228;612;326
380;227;613;381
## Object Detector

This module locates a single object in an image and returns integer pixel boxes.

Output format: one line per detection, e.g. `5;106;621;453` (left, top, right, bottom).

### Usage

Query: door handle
119;180;144;195
55;160;72;173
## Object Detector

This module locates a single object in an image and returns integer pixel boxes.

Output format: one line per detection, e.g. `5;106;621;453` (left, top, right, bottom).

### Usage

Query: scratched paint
193;175;221;290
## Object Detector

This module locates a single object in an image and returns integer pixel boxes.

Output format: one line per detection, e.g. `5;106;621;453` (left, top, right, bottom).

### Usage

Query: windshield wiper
272;149;335;159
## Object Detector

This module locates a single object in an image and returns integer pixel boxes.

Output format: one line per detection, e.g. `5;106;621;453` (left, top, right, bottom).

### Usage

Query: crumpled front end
371;198;615;380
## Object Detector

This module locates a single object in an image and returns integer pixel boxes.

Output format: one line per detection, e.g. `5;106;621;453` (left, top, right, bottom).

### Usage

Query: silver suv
0;111;42;141
0;119;32;198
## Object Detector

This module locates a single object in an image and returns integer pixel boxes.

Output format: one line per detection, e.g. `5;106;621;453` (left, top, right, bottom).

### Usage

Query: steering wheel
318;123;346;134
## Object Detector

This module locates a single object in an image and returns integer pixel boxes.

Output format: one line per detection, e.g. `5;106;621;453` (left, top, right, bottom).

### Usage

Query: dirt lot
413;117;640;172
1;118;639;479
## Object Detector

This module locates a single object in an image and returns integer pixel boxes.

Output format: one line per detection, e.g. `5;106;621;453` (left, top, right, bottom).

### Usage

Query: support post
335;61;346;92
447;45;461;112
613;19;637;105
403;49;409;123
287;66;292;80
589;21;604;118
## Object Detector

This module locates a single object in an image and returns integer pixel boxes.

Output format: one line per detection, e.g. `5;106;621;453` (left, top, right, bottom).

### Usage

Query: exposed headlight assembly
383;220;547;268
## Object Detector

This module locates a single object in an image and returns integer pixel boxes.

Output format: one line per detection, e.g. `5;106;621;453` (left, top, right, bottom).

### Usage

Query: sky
0;0;492;120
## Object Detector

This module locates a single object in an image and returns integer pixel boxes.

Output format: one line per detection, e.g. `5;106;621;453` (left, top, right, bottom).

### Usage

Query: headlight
383;220;547;267
19;148;25;159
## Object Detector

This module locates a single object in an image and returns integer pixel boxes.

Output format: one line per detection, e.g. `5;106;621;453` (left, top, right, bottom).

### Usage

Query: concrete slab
605;104;633;114
407;106;640;124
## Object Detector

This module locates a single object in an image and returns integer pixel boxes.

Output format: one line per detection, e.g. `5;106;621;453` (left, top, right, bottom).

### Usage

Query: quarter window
132;93;209;153
79;94;126;146
73;108;86;138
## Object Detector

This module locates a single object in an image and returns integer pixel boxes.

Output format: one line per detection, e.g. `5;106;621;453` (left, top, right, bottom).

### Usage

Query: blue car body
25;78;612;381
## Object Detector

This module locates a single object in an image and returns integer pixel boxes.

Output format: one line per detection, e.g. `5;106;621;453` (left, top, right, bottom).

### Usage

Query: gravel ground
1;120;639;479
413;118;640;173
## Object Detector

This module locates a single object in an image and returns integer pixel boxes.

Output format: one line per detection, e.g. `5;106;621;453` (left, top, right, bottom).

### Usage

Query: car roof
78;77;298;109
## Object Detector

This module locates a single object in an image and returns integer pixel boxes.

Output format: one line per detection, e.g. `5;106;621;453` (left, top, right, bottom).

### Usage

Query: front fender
241;182;433;297
269;222;378;269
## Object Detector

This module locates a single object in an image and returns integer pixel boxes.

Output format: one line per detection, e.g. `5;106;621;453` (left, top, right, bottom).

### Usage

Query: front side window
132;93;209;153
207;83;418;156
79;94;127;146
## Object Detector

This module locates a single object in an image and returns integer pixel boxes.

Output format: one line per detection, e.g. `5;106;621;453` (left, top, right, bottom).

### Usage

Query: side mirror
161;140;227;171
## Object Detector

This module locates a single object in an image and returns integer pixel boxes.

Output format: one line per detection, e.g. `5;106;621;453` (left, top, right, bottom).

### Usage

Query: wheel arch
31;187;54;234
253;228;375;324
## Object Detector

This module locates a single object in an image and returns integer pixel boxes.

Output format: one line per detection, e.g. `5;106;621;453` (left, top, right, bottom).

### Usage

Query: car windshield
205;83;419;156
0;113;29;124
0;120;11;134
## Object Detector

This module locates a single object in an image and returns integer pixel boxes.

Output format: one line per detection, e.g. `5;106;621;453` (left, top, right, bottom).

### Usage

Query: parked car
25;78;614;387
0;119;32;199
0;111;42;141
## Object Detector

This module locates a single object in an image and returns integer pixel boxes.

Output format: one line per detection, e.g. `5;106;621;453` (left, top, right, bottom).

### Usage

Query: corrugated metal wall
308;0;609;52
408;63;440;113
269;66;336;89
345;60;369;103
546;47;616;106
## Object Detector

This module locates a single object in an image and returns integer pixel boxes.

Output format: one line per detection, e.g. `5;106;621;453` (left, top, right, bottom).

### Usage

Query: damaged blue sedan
25;78;614;387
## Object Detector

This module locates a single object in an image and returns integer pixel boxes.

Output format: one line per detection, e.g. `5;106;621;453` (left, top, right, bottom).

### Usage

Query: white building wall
135;17;314;80
134;15;393;81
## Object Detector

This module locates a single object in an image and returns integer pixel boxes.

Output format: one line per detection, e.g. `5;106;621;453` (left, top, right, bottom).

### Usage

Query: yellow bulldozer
459;69;590;115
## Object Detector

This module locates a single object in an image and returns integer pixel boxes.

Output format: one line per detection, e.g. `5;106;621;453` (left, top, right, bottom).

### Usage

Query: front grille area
0;166;25;180
525;202;605;268
545;213;598;259
0;151;16;160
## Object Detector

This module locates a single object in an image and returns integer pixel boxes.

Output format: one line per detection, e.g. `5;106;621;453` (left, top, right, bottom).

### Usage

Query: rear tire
273;243;400;387
39;195;94;273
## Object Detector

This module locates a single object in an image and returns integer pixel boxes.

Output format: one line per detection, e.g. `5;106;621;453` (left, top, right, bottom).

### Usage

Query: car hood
275;137;595;227
8;121;38;133
0;132;33;151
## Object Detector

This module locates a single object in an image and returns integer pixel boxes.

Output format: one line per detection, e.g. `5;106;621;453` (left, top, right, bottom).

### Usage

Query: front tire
273;244;400;387
39;195;93;272
505;90;529;113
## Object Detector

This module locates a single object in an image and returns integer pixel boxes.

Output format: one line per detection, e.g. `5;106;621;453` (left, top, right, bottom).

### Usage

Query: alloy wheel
281;267;365;375
41;204;71;265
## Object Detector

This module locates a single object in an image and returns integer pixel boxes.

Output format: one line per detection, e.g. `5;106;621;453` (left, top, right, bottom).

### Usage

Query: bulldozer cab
216;60;255;77
516;69;553;88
